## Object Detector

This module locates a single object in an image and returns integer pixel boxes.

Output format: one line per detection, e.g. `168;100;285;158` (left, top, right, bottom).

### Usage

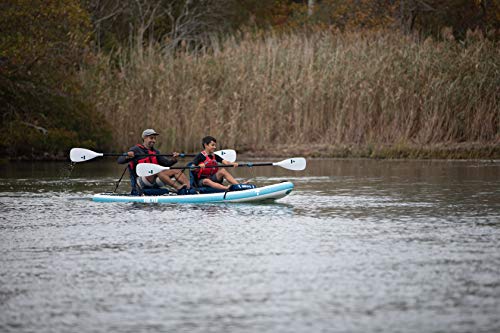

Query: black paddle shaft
168;162;273;170
103;153;193;158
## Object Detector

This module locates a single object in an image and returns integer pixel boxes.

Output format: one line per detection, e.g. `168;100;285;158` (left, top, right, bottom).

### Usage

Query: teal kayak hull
92;182;294;204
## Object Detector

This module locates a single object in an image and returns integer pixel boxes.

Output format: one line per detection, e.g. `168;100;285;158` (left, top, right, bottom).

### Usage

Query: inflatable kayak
92;181;294;204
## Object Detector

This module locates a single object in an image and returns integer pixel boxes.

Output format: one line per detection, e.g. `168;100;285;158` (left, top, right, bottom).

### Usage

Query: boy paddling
192;136;245;191
117;129;190;193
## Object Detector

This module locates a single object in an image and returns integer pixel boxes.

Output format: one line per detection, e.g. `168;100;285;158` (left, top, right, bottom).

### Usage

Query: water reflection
0;159;499;333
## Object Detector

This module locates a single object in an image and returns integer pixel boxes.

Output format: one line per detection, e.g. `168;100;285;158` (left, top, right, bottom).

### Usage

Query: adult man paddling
117;129;190;194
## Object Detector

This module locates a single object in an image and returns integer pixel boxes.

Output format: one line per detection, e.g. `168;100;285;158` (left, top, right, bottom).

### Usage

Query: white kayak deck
92;181;294;204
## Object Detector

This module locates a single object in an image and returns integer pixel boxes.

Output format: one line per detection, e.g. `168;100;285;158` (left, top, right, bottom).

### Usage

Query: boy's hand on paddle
127;151;135;159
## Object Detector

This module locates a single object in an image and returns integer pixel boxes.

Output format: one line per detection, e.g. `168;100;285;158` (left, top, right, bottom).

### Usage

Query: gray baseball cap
142;129;159;138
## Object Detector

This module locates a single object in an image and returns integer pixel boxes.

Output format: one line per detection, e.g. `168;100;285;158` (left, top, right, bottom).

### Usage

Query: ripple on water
1;161;500;333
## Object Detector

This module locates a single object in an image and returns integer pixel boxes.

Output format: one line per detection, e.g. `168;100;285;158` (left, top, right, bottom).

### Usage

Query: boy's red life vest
197;151;218;178
129;144;158;170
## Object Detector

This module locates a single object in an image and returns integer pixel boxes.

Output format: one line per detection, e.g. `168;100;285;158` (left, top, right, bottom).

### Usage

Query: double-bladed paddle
136;158;307;177
70;148;237;163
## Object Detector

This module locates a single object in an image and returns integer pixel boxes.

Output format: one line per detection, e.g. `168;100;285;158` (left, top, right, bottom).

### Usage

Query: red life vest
129;144;158;170
197;151;218;178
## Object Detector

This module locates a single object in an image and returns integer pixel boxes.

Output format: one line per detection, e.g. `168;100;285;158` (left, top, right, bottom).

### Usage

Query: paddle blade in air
275;157;307;171
70;148;102;162
215;149;237;162
136;163;169;177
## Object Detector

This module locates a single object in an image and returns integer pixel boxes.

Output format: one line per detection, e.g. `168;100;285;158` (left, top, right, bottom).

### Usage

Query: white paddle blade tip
70;148;102;162
277;157;307;171
215;149;237;162
136;163;169;177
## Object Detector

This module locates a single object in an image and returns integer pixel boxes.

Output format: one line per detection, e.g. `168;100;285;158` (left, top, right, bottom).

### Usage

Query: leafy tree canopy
0;0;110;160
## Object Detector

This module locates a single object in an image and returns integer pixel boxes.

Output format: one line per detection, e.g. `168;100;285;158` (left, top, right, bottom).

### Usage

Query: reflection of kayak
92;182;294;204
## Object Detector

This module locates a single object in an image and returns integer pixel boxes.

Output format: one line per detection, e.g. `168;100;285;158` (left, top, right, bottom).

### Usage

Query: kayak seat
176;185;197;196
187;162;225;194
136;188;169;196
228;184;256;191
128;166;169;196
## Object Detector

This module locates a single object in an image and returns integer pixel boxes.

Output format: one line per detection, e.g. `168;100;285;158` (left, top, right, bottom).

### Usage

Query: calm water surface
1;159;499;333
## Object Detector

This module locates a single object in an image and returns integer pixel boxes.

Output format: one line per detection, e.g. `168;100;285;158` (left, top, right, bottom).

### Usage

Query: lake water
1;158;499;333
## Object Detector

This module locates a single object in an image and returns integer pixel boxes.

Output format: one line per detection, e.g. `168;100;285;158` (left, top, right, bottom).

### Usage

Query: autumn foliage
0;0;110;159
82;29;498;159
0;0;498;159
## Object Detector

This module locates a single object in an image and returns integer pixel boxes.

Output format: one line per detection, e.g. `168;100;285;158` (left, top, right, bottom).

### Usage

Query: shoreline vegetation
242;143;500;160
1;1;498;161
82;30;499;160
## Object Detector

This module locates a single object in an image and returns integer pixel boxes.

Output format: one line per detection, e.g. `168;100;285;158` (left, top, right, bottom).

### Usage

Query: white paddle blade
70;148;103;162
275;157;307;171
215;149;237;162
136;163;170;177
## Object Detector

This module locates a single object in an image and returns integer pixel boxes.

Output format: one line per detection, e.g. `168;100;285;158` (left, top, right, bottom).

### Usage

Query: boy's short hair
202;136;216;148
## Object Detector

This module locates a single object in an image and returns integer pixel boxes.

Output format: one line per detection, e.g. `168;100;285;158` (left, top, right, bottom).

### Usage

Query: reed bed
80;30;499;157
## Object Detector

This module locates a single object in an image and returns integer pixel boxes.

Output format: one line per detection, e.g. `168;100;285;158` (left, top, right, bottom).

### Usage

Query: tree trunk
308;0;315;17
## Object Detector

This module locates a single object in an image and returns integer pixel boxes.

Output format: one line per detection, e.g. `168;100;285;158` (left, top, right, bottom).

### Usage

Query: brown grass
80;29;499;158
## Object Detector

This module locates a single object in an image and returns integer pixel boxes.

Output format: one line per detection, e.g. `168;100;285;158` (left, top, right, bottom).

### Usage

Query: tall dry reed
80;29;499;154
